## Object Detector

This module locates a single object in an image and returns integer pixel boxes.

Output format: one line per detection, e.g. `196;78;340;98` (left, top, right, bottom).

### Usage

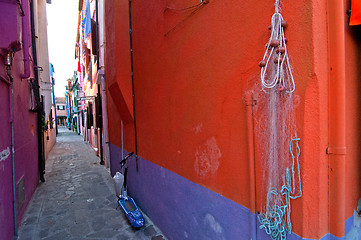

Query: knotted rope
259;0;295;93
258;137;302;240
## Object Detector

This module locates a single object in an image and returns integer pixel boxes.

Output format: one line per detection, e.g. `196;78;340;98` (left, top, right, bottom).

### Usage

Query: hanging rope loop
259;1;295;93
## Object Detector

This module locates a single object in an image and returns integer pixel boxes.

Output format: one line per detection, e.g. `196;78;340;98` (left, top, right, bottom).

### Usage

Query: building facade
75;0;105;163
55;97;67;126
66;73;82;134
36;0;56;162
0;0;53;239
103;0;361;239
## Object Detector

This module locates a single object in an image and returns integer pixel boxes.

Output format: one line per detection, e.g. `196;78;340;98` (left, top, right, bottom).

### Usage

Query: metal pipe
95;0;104;164
128;0;139;166
0;76;11;85
121;120;124;160
95;0;100;71
6;66;17;237
327;0;346;237
30;0;45;182
9;86;12;124
245;91;257;239
101;73;111;168
51;76;58;135
20;0;31;79
97;85;104;164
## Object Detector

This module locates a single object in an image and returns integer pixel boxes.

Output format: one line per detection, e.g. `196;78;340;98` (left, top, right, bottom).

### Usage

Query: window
49;109;54;129
57;105;65;110
29;79;38;111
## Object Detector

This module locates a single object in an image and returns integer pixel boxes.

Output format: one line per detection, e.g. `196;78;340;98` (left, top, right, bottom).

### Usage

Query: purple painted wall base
109;143;360;240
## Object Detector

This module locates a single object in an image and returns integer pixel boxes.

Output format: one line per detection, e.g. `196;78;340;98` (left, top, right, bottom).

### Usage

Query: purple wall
0;79;14;240
109;143;356;240
0;1;39;239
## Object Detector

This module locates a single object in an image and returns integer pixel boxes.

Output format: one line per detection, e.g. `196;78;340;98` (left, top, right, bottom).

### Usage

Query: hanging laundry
88;59;92;85
50;63;55;78
350;0;361;26
80;9;86;67
77;47;81;73
84;0;91;39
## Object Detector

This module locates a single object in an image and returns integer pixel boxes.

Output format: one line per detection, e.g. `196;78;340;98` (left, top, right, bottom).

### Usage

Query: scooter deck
118;196;145;228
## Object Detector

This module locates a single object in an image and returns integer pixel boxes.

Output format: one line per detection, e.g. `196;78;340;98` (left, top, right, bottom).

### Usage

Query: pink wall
44;105;56;161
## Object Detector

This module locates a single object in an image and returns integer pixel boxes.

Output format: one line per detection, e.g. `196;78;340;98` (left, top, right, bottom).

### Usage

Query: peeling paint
204;214;223;234
30;124;35;136
194;137;221;178
193;123;203;134
0;147;10;162
345;211;361;240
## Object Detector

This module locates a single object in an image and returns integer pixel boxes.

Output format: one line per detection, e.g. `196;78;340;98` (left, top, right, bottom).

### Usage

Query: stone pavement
17;127;166;240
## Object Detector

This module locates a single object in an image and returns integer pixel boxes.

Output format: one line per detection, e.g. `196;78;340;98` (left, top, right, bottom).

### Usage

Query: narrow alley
3;0;361;239
16;127;166;240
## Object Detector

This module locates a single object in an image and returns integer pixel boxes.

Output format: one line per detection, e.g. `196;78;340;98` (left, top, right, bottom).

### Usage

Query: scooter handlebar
120;152;134;166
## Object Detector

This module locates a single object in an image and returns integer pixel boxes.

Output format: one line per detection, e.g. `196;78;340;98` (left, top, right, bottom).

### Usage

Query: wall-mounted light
4;51;14;67
1;41;21;67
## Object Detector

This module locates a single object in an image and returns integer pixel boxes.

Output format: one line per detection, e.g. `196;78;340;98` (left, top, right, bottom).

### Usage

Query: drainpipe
128;0;139;165
51;76;58;135
8;67;17;238
101;74;110;168
95;0;104;165
30;0;45;182
4;50;18;238
245;91;257;240
20;0;30;79
97;85;104;164
326;0;346;237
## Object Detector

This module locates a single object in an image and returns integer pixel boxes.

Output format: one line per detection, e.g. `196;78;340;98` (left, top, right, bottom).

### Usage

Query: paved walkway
17;127;166;240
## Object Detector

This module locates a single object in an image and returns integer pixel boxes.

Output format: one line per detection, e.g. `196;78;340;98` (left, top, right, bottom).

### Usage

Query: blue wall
109;143;358;240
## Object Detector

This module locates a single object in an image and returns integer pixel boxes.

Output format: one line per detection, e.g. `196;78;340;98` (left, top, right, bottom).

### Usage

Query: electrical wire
165;0;208;12
164;1;209;37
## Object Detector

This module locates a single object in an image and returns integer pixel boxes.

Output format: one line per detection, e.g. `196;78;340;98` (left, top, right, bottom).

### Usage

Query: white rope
259;9;295;93
274;0;280;13
257;2;302;239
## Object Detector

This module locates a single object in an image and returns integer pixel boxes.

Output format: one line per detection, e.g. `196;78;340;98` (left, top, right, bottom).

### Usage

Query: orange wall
104;0;361;238
130;2;318;237
345;0;361;230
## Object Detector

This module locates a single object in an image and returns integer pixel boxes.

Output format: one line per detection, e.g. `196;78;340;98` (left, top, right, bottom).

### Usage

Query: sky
47;0;79;97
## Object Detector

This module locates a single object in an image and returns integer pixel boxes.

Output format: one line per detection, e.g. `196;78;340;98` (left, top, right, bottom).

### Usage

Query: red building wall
105;0;361;239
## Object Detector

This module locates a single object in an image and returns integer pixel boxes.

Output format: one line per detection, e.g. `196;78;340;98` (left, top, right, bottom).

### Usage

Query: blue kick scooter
118;152;145;228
